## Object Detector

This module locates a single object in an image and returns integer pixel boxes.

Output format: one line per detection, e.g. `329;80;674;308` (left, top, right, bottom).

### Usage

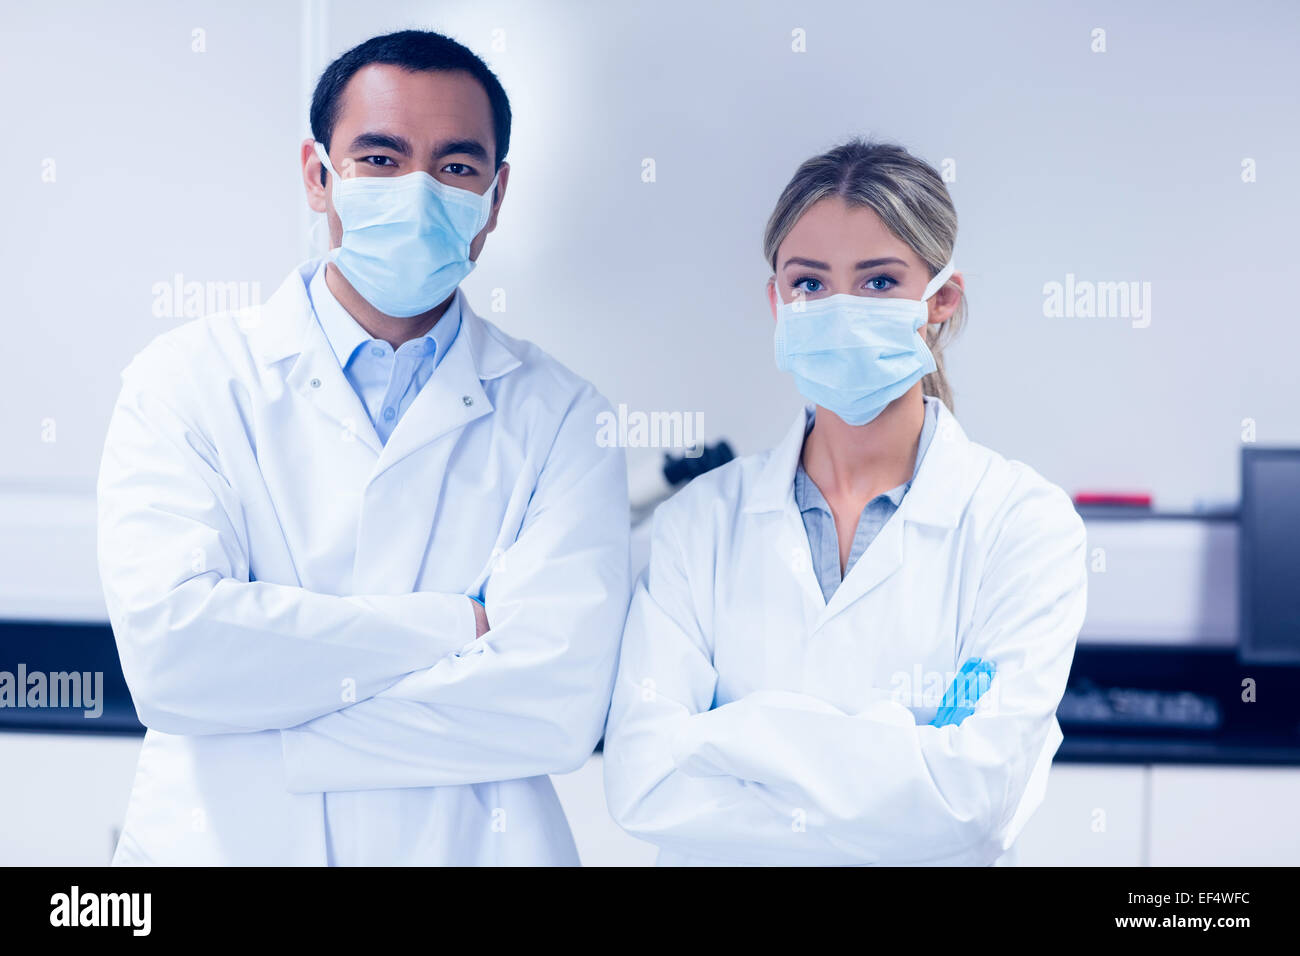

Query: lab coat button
462;395;473;406
309;378;321;388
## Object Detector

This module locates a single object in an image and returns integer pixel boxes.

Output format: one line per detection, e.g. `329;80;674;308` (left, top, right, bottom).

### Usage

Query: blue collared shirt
794;396;940;602
306;262;460;445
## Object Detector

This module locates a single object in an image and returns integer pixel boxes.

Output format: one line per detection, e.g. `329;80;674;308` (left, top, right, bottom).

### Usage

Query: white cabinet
1148;766;1300;865
1015;765;1147;866
1016;763;1300;866
0;731;141;865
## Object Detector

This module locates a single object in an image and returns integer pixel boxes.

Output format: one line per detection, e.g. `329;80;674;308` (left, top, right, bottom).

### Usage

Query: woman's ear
927;271;964;324
769;279;780;322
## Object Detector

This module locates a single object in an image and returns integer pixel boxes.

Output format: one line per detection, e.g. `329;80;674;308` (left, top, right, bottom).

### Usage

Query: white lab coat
603;401;1087;866
97;260;631;865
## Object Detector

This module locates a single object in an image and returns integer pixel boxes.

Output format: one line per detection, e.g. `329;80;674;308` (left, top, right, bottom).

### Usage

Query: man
97;30;630;865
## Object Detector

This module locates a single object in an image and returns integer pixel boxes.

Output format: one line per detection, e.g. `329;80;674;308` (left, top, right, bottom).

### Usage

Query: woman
602;140;1087;866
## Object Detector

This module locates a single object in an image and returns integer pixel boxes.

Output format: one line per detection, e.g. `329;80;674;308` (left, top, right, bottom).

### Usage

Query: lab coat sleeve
278;385;631;791
671;479;1089;865
602;499;873;865
97;345;477;736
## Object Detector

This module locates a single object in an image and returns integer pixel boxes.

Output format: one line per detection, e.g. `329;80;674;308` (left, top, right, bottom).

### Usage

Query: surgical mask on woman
314;141;498;318
773;261;954;426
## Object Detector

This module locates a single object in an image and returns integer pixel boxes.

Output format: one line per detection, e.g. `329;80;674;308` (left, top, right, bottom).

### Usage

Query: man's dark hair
310;29;512;181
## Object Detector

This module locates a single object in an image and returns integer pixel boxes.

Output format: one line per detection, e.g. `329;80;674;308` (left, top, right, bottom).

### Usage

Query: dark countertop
1055;643;1300;765
3;621;1299;764
0;620;143;735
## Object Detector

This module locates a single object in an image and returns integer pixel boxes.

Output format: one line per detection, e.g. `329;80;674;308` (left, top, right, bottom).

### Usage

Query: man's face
302;64;508;262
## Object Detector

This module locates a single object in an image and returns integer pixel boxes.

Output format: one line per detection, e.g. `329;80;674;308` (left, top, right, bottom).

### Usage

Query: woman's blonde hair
763;139;965;410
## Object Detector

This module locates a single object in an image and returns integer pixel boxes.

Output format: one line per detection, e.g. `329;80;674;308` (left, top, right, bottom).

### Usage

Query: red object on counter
1072;492;1153;508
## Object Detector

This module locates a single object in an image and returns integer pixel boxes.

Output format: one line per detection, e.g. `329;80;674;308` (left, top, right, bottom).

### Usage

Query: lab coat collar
242;260;524;471
744;397;978;531
242;259;320;366
245;259;522;381
366;297;520;478
744;409;813;515
746;398;983;625
308;261;464;374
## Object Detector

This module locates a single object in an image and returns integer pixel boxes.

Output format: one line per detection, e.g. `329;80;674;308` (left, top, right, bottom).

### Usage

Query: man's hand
471;598;489;638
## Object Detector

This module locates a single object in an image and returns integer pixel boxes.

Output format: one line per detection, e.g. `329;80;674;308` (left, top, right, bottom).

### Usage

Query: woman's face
769;197;962;324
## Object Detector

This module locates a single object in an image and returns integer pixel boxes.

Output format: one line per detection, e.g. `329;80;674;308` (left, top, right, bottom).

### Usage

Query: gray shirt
794;396;940;603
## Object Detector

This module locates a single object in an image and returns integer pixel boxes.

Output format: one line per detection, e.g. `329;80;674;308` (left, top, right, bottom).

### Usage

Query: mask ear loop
313;141;340;180
919;260;957;351
470;170;503;236
309;143;336;258
922;260;956;301
771;280;809;312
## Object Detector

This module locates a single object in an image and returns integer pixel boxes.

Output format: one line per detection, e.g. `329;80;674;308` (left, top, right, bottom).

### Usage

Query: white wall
0;0;303;491
3;0;1297;511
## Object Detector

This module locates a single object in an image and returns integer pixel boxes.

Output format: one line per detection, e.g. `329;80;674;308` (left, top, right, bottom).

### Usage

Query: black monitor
1240;448;1300;665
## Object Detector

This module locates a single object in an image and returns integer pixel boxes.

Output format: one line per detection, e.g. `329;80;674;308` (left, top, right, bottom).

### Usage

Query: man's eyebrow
435;138;490;162
347;131;412;155
782;257;831;270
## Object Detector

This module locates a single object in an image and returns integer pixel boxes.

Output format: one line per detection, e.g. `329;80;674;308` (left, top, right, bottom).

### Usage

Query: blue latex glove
930;657;997;727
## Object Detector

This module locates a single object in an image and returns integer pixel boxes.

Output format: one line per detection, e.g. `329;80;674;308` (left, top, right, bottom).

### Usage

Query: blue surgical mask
773;261;954;426
314;141;498;318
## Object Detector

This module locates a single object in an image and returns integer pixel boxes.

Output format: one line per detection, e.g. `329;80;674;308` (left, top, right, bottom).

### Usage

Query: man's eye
442;163;473;176
362;156;397;167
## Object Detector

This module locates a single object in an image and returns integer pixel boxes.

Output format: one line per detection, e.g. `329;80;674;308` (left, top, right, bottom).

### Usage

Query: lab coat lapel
245;260;383;455
352;299;523;594
818;507;904;627
284;320;384;455
745;408;829;609
816;399;980;628
371;301;508;482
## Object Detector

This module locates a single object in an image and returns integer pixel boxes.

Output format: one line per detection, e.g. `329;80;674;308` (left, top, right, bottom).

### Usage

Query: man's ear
302;139;328;214
927;271;964;324
484;161;510;234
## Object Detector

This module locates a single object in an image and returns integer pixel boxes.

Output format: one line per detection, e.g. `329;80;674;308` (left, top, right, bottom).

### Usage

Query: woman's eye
866;275;897;292
793;278;823;293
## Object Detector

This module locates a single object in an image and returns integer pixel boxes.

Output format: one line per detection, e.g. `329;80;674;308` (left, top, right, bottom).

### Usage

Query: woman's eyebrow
782;257;831;270
782;256;910;271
